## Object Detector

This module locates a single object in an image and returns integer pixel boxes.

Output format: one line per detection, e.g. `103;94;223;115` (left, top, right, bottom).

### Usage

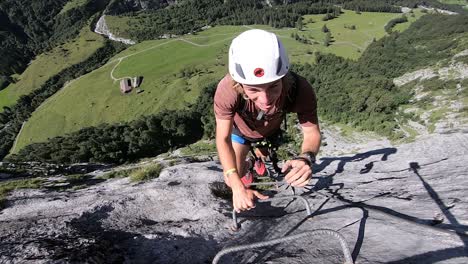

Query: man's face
243;79;282;112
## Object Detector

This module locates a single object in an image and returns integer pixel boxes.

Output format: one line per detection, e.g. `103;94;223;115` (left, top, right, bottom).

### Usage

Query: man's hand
232;185;269;213
281;159;312;187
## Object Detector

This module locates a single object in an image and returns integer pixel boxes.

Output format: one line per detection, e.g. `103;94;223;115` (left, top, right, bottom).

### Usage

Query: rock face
94;15;136;44
0;132;467;263
392;50;468;137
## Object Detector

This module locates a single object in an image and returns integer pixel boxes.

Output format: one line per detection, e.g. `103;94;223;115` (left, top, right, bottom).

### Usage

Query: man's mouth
258;104;273;111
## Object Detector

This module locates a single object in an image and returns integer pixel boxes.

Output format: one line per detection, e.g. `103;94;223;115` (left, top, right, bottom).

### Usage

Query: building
120;78;132;94
132;76;143;88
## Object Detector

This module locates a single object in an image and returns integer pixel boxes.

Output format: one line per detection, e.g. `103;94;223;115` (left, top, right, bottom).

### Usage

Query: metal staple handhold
231;195;312;230
212;229;354;264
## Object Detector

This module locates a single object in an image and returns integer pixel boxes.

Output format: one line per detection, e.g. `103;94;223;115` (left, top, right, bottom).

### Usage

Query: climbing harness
214;147;354;264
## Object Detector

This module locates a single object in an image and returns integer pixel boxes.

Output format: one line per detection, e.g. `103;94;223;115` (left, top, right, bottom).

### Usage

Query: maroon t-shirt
214;73;318;139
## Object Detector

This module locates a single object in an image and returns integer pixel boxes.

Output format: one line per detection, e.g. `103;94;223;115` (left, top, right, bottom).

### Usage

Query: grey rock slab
0;133;467;263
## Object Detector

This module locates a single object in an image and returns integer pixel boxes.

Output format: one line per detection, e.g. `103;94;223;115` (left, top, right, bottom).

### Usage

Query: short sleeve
293;77;319;127
214;74;240;120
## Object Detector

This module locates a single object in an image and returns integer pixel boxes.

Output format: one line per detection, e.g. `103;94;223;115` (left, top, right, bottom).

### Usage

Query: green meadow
0;21;105;111
12;10;423;153
393;9;425;32
299;10;423;59
105;15;134;39
59;0;89;14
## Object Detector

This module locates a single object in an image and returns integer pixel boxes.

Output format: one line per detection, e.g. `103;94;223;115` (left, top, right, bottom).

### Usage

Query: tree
296;17;303;30
322;24;329;33
323;32;331;47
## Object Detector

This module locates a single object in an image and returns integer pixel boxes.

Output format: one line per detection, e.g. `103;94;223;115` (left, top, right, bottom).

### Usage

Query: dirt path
109;33;238;82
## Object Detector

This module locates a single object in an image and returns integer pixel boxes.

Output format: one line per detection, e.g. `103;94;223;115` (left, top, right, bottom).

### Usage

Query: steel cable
212;229;354;264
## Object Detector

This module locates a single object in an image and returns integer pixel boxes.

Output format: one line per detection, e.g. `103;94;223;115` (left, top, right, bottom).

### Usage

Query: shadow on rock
315;147;397;175
207;166;223;172
305;185;468;263
384;246;468;264
50;205;221;263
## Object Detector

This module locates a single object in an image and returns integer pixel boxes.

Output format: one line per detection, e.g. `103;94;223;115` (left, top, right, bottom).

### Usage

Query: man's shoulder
218;73;235;88
283;72;313;100
214;74;239;106
292;73;312;89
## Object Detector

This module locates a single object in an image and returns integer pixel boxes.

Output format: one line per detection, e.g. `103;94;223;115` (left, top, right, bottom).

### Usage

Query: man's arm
215;118;242;188
300;123;321;156
282;123;321;187
215;118;268;212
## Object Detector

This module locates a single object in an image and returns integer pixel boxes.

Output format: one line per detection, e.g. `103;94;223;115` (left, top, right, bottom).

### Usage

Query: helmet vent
276;57;283;75
235;63;245;79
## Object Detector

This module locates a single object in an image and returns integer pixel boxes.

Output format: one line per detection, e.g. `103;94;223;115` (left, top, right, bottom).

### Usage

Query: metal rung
213;229;354;264
231;195;312;231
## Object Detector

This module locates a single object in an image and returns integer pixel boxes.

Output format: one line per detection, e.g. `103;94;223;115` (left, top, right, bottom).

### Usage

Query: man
214;29;321;213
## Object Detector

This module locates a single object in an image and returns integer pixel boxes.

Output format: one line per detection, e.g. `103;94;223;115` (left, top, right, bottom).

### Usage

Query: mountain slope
11;10;420;154
0;0;109;78
0;20;106;110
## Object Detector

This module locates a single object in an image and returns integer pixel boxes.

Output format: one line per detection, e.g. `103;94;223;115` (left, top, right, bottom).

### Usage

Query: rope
212;229;354;264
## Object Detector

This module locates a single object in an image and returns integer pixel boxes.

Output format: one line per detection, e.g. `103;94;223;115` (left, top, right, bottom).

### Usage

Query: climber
214;29;321;213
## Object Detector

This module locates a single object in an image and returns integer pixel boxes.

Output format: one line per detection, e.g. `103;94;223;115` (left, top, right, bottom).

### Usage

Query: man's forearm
301;126;321;156
216;137;245;189
301;137;320;155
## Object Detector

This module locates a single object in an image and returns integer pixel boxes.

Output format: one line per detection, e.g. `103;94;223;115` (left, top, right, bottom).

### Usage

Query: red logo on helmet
254;68;264;77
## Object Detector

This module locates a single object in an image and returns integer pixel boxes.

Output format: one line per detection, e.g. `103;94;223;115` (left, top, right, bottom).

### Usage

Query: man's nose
257;92;271;104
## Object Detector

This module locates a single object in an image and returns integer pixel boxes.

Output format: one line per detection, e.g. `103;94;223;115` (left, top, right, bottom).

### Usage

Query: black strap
282;71;298;131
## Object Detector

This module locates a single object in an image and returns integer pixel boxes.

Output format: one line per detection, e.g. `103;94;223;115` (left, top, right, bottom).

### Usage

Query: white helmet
229;29;289;85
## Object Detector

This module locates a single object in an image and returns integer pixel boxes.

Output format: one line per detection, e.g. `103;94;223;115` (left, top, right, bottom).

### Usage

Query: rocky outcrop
0;161;111;178
393;50;468;87
419;5;458;15
392;50;468;136
94;15;136;45
0;132;467;263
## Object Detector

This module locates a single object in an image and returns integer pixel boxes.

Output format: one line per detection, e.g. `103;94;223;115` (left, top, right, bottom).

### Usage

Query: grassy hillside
0;21;106;111
297;10;423;59
106;10;423;60
59;0;89;15
393;10;425;31
11;10;423;154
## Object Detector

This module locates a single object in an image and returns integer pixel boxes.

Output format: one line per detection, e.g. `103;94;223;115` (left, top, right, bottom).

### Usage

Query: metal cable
231;195;312;230
212;229;354;264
